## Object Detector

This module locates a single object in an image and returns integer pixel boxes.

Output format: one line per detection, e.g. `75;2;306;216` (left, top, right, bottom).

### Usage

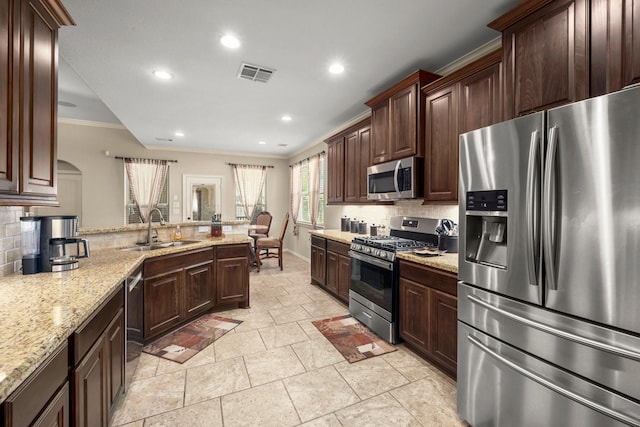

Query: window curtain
290;162;302;235
233;165;267;221
124;158;168;223
308;153;323;227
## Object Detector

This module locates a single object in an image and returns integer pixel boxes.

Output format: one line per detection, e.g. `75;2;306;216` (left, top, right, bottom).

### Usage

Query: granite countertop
310;229;458;274
0;235;252;402
80;220;249;236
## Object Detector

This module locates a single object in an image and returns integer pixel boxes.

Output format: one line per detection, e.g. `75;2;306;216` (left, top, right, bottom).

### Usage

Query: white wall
57;122;290;230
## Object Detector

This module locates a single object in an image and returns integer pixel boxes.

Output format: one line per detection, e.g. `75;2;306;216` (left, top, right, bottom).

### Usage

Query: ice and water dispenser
464;190;508;269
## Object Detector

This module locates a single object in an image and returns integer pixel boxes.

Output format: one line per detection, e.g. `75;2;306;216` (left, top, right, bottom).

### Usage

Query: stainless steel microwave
367;156;423;200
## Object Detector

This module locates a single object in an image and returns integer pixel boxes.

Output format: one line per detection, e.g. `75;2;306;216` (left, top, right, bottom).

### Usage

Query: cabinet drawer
311;235;326;248
326;240;349;256
2;343;68;427
145;248;213;277
398;260;457;296
72;286;123;365
215;244;248;259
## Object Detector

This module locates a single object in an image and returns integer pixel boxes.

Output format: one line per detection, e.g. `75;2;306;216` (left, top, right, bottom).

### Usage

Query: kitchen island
0;234;252;407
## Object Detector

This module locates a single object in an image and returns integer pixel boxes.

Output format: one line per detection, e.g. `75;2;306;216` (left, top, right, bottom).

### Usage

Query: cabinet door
591;0;640;96
33;382;69;427
430;289;457;376
326;139;345;204
370;101;390;164
343;131;360;203
0;0;18;194
185;260;214;316
105;309;124;413
310;245;326;286
325;251;339;293
502;0;588;118
73;335;107;427
144;271;183;339
358;125;371;202
459;62;502;133
337;253;351;302
399;277;429;350
389;85;418;160
424;85;459;202
18;0;58;196
215;256;249;305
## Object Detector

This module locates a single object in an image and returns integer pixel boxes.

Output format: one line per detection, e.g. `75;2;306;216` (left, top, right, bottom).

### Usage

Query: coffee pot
20;215;90;274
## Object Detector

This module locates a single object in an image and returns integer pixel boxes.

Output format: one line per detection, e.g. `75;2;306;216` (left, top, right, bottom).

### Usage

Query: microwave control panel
466;190;507;211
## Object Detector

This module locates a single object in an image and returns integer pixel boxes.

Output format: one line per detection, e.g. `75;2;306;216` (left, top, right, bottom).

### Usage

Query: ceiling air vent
237;63;276;83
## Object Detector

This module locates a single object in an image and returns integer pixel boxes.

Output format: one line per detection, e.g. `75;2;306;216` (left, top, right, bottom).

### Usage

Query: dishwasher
125;267;143;391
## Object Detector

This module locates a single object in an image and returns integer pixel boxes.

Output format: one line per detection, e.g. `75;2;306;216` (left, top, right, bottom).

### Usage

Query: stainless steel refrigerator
457;85;640;426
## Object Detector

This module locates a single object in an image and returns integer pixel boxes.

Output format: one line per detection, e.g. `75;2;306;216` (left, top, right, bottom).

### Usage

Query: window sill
295;222;324;230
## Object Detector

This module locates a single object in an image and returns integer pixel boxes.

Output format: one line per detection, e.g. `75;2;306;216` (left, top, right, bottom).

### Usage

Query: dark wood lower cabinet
185;260;214;316
144;270;183;338
399;260;457;378
33;382;69;427
73;334;107;427
310;238;326;286
318;238;350;304
215;247;249;306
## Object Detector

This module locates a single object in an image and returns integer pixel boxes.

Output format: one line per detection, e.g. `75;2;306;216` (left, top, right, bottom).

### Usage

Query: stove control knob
365;247;372;254
353;244;360;250
379;252;386;259
373;249;380;256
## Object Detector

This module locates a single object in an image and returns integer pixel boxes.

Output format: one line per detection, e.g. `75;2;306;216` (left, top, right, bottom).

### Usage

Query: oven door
349;250;394;315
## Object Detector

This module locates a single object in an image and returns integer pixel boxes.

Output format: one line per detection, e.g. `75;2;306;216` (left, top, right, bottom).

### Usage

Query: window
235;183;266;222
297;154;325;226
125;173;169;224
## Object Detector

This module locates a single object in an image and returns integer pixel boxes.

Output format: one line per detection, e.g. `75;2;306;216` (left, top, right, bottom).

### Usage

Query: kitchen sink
120;240;201;252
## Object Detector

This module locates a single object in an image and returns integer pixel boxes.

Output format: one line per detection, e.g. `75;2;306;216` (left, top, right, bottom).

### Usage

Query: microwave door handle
543;126;559;291
393;160;401;195
525;130;541;286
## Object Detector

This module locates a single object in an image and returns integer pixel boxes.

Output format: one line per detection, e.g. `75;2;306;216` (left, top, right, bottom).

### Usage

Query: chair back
255;211;273;234
278;213;290;241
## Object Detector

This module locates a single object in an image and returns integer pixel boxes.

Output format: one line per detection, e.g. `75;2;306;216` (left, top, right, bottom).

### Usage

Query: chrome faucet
147;208;165;244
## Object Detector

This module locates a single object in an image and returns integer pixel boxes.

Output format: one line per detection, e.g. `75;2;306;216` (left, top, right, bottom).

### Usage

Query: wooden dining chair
249;211;273;249
256;213;289;272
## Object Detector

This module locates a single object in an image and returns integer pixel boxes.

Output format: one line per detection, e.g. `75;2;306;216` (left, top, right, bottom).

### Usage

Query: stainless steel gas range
348;216;441;344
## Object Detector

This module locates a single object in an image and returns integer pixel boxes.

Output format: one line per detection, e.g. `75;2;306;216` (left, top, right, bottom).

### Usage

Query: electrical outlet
222;225;232;233
198;226;208;233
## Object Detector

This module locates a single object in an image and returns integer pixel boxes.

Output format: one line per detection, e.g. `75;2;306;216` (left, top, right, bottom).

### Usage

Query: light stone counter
309;229;458;274
0;235;252;402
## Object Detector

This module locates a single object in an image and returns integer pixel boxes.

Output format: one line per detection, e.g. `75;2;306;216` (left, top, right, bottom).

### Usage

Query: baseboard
284;248;310;263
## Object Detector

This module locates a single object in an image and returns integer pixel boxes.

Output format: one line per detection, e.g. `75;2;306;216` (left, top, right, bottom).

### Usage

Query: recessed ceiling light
258;141;266;145
277;144;288;147
58;100;77;108
329;63;345;74
281;115;292;122
175;131;184;137
220;34;240;49
152;70;173;80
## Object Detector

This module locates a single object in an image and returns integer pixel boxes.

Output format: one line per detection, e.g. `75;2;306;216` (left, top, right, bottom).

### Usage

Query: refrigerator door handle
543;126;559;290
466;334;639;426
467;294;640;361
525;129;541;286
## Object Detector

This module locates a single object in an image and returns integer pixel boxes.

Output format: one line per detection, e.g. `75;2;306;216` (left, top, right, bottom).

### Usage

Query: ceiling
57;0;518;157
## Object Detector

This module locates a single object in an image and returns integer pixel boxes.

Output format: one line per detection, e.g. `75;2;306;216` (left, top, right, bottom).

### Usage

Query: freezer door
459;112;544;304
457;322;640;427
545;85;640;335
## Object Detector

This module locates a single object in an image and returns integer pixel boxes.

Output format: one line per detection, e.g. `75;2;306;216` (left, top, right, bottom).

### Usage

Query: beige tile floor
112;252;464;427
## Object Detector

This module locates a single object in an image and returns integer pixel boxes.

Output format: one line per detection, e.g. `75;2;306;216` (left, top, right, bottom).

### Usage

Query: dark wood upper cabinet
0;0;73;205
459;56;503;133
591;0;640;96
343;130;360;203
489;0;588;119
366;70;440;164
422;49;502;203
325;117;376;205
358;125;371;202
325;136;345;204
424;85;459;202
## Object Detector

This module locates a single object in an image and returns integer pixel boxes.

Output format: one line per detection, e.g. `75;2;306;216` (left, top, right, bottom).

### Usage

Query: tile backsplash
0;207;25;277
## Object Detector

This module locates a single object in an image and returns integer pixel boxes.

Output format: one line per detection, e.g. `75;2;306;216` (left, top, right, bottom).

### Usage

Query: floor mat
143;314;242;363
312;314;397;363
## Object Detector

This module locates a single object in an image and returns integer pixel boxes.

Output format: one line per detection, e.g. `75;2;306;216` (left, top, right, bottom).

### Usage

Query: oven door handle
349;250;394;271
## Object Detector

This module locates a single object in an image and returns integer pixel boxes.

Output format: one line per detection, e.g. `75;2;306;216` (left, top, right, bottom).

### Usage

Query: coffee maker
20;215;90;274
